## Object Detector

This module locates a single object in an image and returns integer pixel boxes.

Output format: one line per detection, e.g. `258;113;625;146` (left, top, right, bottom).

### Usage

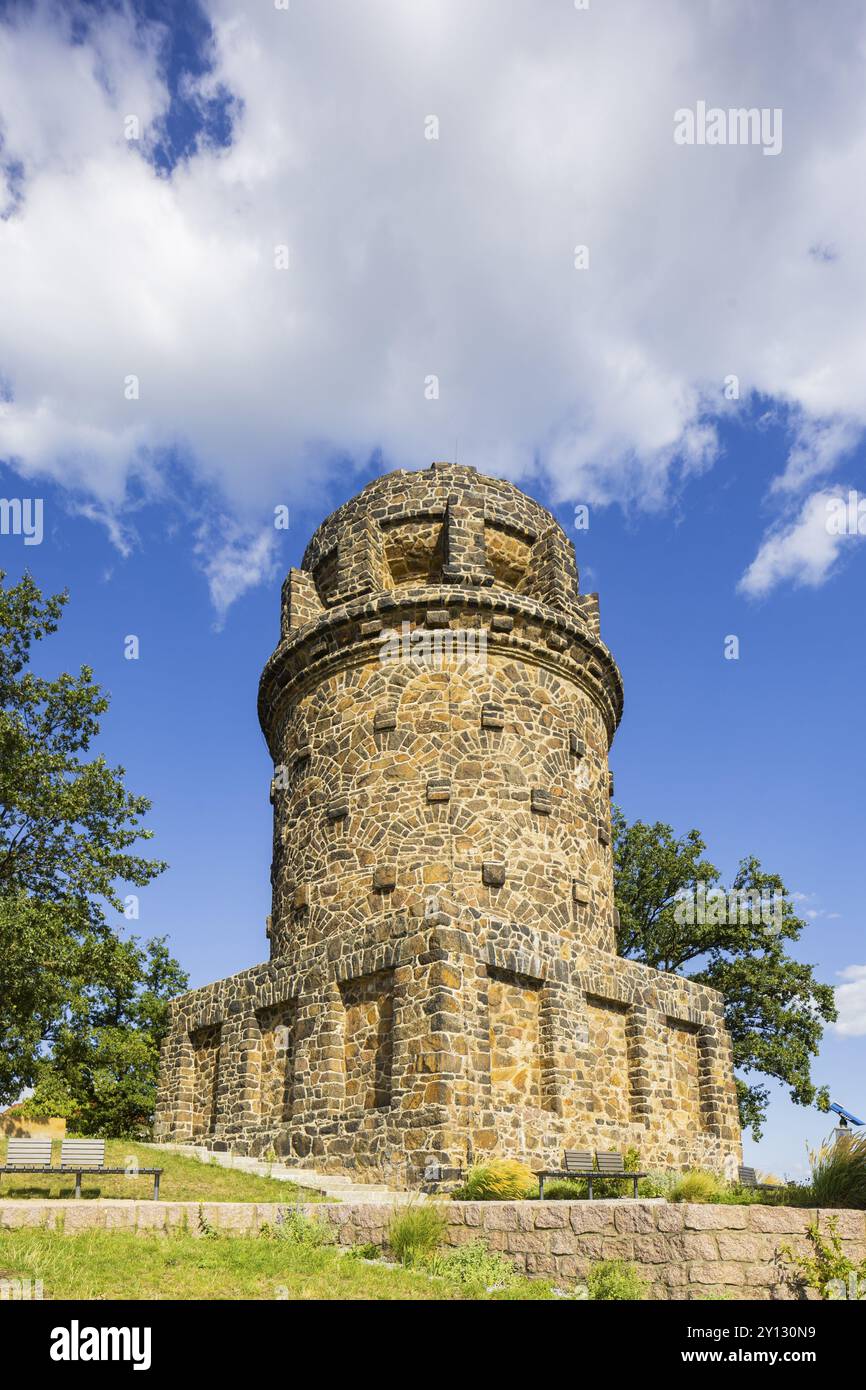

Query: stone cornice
258;583;624;754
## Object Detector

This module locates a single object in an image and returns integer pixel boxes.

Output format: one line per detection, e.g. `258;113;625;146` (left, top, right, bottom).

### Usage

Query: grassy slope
0;1141;323;1203
0;1229;554;1300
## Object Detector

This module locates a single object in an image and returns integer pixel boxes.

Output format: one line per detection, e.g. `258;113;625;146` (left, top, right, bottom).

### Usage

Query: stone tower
155;463;741;1184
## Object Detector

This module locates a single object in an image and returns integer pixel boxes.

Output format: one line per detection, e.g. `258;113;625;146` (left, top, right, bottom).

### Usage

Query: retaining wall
2;1199;862;1300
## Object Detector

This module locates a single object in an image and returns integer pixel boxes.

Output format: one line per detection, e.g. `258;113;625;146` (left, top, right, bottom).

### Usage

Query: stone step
145;1142;425;1204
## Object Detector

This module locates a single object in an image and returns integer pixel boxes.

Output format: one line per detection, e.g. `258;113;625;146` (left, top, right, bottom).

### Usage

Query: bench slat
60;1140;105;1168
596;1151;626;1172
563;1150;593;1172
5;1139;52;1167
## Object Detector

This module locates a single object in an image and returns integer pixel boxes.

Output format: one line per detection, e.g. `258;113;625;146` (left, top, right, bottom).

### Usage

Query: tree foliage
23;936;188;1137
612;806;837;1140
0;571;185;1131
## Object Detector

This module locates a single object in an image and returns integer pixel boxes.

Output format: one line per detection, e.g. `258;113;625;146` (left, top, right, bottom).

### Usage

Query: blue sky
2;0;866;1175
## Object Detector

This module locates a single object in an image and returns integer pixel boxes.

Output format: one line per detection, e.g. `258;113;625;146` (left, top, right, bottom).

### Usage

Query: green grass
0;1140;323;1203
0;1228;557;1300
388;1204;447;1264
808;1135;866;1210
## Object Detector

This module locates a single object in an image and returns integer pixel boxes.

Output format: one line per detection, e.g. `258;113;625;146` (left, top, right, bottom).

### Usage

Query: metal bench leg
153;1173;160;1201
74;1171;82;1200
588;1176;593;1201
539;1176;544;1201
633;1175;638;1200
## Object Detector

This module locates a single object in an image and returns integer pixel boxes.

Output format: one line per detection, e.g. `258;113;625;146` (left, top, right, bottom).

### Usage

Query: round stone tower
156;462;741;1185
258;461;623;966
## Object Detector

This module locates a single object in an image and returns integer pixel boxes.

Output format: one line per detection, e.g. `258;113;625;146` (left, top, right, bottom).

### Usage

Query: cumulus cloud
193;518;280;626
737;486;865;597
3;0;866;608
835;965;866;1038
771;414;861;495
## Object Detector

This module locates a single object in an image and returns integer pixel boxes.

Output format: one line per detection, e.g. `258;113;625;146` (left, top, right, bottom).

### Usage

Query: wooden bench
738;1165;775;1192
0;1137;53;1179
537;1150;594;1200
0;1139;163;1199
595;1150;647;1198
537;1149;647;1199
60;1140;163;1200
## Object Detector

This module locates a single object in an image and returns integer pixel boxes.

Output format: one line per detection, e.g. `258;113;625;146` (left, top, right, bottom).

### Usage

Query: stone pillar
625;1004;653;1125
698;1021;740;1140
531;524;579;613
280;568;323;635
393;923;477;1177
566;989;596;1124
635;1007;677;1144
213;1014;244;1136
539;979;584;1118
154;1030;194;1141
291;979;345;1151
333;512;386;601
234;1011;264;1130
443;493;490;585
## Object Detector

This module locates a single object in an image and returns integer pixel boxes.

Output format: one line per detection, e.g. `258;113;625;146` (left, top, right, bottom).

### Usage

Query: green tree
612;806;837;1140
24;936;188;1137
0;570;180;1125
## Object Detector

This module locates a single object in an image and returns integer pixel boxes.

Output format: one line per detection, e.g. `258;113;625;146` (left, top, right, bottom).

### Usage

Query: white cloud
771;414;861;495
835;965;866;1038
737;486;865;598
3;0;866;606
194;518;280;627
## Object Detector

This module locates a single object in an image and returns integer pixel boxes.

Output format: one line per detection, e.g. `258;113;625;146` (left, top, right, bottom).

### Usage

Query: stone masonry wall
155;463;742;1183
4;1199;862;1302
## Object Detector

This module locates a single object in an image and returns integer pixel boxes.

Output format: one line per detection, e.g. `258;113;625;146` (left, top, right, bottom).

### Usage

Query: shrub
541;1178;589;1200
807;1135;866;1210
670;1169;726;1204
637;1170;679;1199
388;1203;446;1265
780;1216;866;1299
260;1209;331;1247
586;1260;646;1301
426;1239;517;1289
454;1159;537;1201
714;1184;772;1205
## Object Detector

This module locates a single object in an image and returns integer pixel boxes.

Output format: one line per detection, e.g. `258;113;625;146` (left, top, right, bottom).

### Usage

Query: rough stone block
684;1204;748;1230
482;861;507;887
480;703;505;730
748;1206;817;1234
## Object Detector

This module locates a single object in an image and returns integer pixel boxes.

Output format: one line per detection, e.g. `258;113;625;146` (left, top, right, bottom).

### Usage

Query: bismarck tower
155;464;741;1184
